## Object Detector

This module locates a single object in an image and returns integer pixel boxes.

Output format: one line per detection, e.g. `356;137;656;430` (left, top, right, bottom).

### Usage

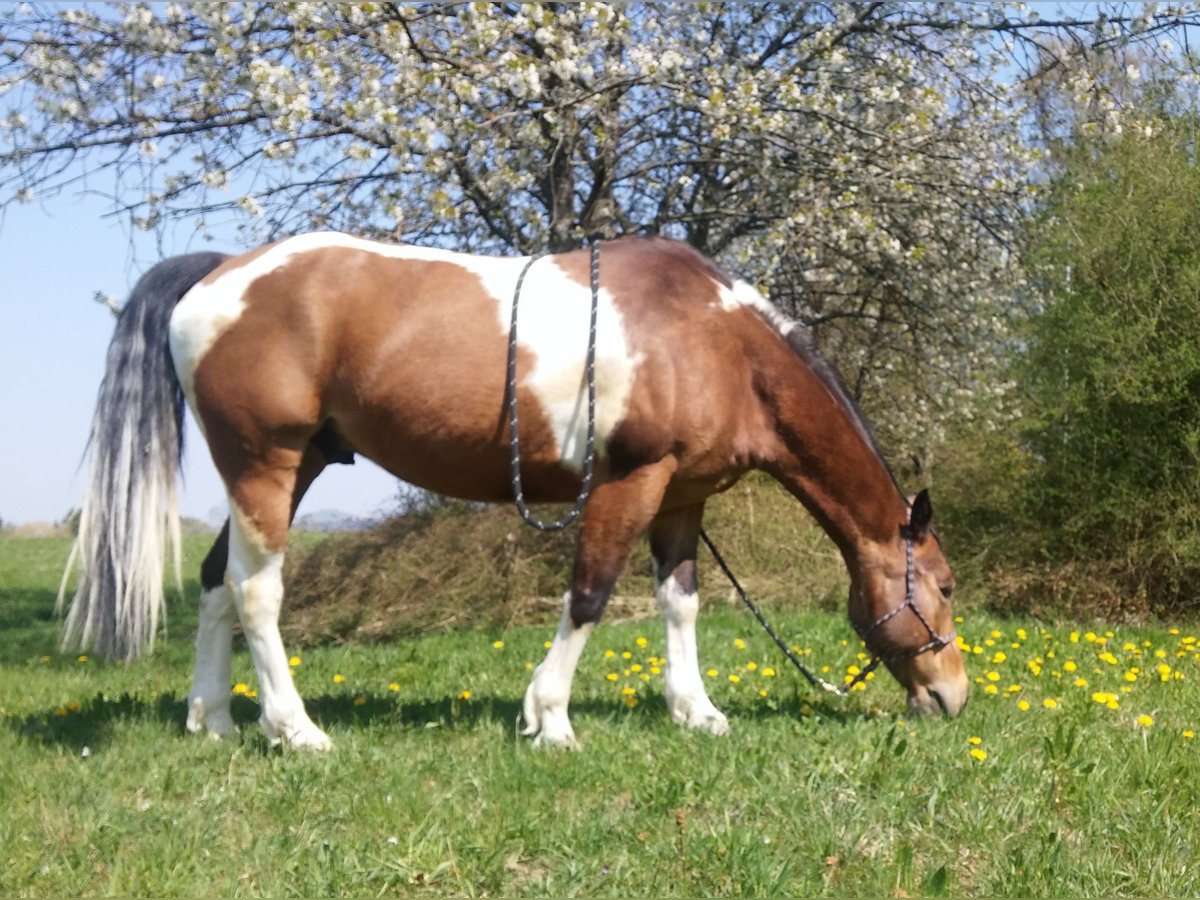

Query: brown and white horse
60;232;968;750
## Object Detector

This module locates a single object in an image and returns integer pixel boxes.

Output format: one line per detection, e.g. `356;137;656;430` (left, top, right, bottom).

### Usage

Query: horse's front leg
649;504;729;735
522;458;677;749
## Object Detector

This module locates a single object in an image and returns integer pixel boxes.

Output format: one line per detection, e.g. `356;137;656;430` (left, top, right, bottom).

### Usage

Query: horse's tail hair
58;252;229;661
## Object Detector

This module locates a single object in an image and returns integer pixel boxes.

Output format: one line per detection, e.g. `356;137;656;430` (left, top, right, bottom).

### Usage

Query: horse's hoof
531;727;581;751
186;697;233;739
285;724;334;752
668;693;731;735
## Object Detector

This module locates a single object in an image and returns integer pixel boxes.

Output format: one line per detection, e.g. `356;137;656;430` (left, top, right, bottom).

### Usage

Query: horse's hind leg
522;458;677;748
649;504;729;735
185;519;237;738
187;446;329;748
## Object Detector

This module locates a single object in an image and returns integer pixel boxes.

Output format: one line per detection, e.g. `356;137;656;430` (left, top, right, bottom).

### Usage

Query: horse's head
849;490;968;716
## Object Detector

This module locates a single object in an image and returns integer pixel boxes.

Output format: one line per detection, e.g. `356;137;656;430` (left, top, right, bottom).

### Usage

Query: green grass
2;536;1199;896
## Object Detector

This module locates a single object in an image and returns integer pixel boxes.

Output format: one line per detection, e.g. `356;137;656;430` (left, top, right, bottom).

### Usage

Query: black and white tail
58;252;229;661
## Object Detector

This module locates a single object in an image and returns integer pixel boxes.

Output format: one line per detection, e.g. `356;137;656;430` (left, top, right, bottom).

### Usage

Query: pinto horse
60;232;968;750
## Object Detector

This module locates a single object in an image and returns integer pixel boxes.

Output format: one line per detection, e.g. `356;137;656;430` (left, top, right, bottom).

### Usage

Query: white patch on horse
226;501;331;751
656;573;730;735
522;593;594;748
495;255;639;470
717;278;798;338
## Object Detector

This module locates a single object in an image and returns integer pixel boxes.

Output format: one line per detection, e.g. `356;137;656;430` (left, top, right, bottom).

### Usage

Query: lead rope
698;529;870;697
506;239;601;531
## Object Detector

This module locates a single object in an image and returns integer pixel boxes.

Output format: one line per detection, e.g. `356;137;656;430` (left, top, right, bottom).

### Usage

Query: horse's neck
755;341;905;565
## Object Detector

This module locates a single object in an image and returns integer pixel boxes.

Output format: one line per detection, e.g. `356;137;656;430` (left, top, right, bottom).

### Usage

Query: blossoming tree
2;1;1197;462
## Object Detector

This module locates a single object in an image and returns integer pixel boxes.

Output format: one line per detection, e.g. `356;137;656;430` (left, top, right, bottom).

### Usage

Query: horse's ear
907;489;933;542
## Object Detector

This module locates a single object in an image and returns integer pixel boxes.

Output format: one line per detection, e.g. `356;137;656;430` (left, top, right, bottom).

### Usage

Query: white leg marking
657;574;730;735
186;585;236;739
522;594;594;749
227;505;331;751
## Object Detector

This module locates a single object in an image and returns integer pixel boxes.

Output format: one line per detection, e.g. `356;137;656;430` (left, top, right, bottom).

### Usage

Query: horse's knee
569;586;610;628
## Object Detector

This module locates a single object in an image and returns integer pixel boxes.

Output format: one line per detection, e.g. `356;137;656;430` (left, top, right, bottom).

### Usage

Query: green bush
1017;115;1200;613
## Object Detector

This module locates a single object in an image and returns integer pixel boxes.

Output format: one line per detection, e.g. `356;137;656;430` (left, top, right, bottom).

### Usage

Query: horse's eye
939;585;954;600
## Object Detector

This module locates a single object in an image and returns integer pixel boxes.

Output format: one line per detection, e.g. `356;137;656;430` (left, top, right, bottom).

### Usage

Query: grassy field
2;535;1199;896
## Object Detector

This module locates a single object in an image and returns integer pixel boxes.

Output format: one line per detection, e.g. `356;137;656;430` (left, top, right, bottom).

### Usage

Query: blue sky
0;194;400;525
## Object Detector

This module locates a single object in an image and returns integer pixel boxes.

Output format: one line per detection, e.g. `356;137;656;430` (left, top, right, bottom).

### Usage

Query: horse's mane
763;311;899;487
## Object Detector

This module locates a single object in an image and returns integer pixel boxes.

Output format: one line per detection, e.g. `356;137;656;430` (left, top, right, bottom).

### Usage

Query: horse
60;232;968;751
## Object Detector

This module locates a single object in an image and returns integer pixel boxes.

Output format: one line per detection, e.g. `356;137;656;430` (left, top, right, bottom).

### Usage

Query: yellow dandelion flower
760;689;771;699
747;661;758;671
621;686;637;696
1124;671;1138;683
388;682;400;692
1017;628;1028;640
636;636;648;648
544;640;553;649
986;670;1000;682
624;696;638;708
1183;730;1195;740
524;661;534;671
77;655;88;664
606;672;619;682
1063;660;1077;673
288;655;302;667
492;640;504;650
332;673;345;684
457;689;471;700
728;674;741;684
969;748;988;761
622;651;633;660
232;682;249;695
54;706;67;717
604;649;615;658
1070;631;1080;643
650;666;661;675
705;668;718;678
1043;698;1058;709
353;695;366;707
245;689;258;699
954;616;964;624
1073;677;1088;688
1017;699;1031;711
762;666;777;678
733;638;746;650
967;735;983;745
984;684;998;695
992;651;1007;664
630;663;642;673
1136;714;1153;728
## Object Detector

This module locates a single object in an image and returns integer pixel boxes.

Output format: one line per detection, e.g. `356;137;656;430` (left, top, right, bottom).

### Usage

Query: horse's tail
58;252;230;661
